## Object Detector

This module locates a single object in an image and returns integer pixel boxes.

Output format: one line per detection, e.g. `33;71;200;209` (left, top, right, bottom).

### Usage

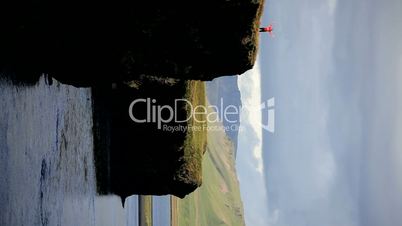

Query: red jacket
260;25;273;32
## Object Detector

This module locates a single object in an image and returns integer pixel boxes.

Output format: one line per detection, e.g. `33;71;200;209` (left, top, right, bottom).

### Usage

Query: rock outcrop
92;77;206;200
0;1;265;200
0;0;264;86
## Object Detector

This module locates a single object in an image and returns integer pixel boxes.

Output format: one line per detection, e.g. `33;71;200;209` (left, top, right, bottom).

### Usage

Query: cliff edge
0;0;264;86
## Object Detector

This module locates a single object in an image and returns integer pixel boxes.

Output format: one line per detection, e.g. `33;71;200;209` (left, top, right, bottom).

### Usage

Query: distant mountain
175;116;246;226
206;76;242;157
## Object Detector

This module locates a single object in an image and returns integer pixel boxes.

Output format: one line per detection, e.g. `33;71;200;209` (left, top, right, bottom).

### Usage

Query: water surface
0;77;141;226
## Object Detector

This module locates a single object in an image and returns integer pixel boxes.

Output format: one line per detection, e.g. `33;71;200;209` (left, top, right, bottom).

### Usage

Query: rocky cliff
92;77;207;202
0;1;264;201
0;0;264;86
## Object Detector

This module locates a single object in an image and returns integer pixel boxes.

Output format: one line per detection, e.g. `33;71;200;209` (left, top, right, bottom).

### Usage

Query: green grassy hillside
174;112;245;226
176;81;207;188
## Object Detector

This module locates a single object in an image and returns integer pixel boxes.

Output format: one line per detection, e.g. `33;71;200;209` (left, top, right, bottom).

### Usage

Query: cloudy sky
237;0;402;225
237;59;270;226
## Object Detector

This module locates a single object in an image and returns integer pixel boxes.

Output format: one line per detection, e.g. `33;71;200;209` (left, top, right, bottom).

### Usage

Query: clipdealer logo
128;97;275;133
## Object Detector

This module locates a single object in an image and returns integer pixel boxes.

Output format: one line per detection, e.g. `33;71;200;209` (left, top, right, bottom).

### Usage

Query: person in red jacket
259;24;273;33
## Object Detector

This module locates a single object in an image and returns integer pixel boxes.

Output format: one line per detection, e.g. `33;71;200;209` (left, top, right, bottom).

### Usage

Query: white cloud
237;58;270;226
238;59;264;173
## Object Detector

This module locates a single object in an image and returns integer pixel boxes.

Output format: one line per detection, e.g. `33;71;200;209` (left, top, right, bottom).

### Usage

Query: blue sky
237;0;402;225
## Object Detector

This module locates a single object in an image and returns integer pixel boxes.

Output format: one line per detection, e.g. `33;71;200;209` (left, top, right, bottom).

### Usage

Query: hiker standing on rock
259;24;274;36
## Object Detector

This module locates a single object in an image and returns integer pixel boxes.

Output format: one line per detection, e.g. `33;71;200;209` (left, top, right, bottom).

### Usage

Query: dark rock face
0;0;263;86
0;1;264;200
92;78;199;200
